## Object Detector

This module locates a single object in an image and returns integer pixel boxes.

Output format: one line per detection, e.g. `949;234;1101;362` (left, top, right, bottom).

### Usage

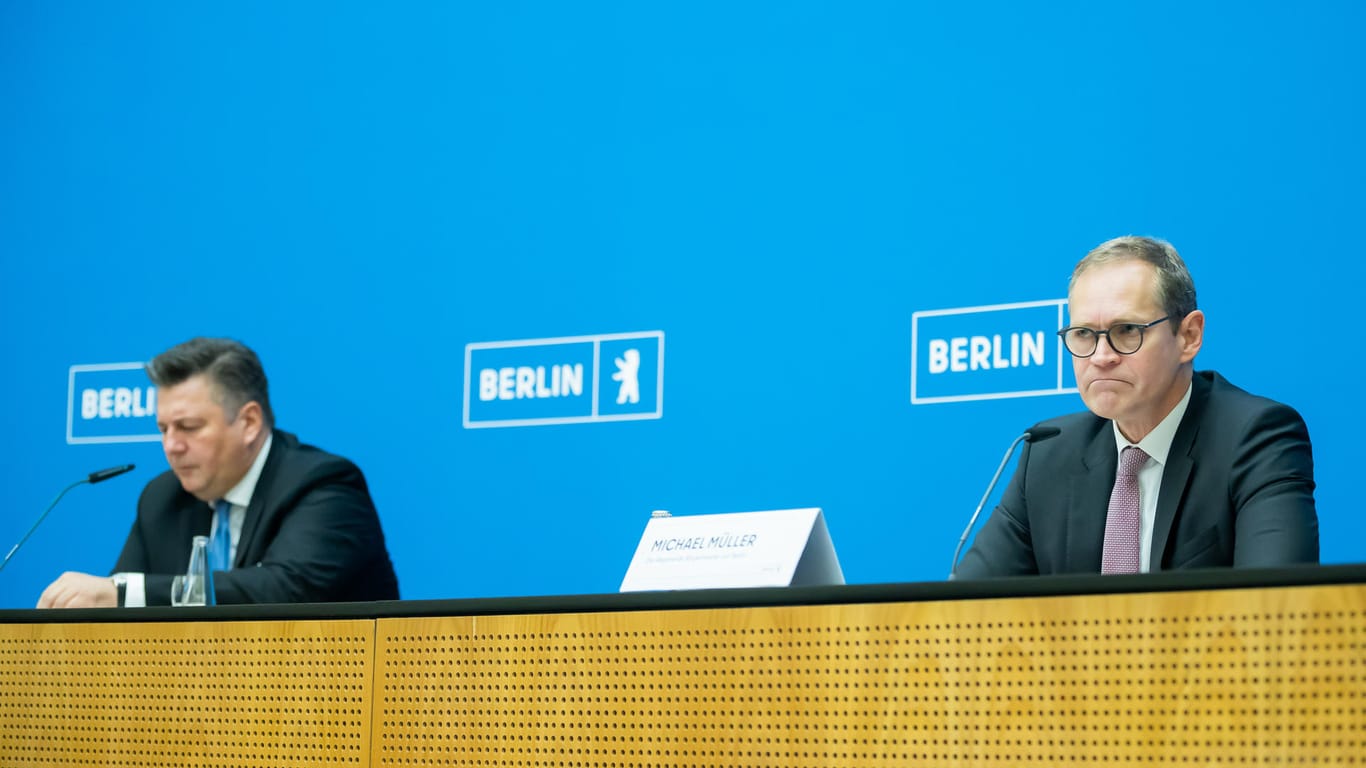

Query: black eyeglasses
1057;316;1171;358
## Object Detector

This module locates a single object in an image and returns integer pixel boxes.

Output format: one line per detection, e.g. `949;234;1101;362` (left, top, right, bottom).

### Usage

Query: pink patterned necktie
1101;446;1149;574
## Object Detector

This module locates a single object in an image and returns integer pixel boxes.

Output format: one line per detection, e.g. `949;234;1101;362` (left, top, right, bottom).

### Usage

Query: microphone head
1025;426;1061;442
88;464;136;484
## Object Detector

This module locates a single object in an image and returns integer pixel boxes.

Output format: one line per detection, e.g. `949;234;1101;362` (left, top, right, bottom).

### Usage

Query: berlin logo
67;362;161;444
464;331;664;428
911;299;1076;404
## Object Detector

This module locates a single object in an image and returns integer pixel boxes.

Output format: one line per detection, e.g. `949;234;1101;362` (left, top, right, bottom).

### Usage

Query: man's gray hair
1070;235;1198;325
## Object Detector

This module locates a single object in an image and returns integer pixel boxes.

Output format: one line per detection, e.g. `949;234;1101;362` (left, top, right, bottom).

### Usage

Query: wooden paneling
0;619;375;767
373;584;1365;766
2;583;1361;766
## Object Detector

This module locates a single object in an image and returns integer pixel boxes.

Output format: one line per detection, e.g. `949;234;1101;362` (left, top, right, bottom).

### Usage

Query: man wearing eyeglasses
957;236;1318;577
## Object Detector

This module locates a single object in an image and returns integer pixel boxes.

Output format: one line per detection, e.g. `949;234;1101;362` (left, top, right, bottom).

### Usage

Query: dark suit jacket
113;430;400;604
957;370;1318;578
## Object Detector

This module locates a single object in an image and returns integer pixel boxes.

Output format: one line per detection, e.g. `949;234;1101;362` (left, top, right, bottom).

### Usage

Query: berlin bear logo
612;348;640;404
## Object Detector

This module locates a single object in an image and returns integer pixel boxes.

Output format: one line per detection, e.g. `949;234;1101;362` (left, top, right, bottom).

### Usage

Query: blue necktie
210;499;233;572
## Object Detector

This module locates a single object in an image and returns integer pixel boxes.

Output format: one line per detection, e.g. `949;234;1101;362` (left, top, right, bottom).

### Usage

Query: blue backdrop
2;2;1361;608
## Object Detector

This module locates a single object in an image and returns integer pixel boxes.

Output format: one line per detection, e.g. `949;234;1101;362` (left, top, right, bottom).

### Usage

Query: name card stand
619;507;844;592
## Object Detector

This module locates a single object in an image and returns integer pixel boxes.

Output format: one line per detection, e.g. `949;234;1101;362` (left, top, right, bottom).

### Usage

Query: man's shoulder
266;430;366;484
1195;370;1301;421
248;430;375;513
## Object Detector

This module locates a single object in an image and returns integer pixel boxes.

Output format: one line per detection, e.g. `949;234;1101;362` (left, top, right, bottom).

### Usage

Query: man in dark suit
38;338;399;606
957;236;1318;578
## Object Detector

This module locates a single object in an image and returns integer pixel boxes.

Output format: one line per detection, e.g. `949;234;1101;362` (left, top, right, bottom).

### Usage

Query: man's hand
37;572;118;609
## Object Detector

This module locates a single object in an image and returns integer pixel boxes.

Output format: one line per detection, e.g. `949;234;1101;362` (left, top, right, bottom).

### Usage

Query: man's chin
1080;392;1125;421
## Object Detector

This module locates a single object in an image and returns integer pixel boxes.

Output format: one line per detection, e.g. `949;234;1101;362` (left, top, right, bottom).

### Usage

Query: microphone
949;427;1060;579
88;464;135;484
0;464;136;573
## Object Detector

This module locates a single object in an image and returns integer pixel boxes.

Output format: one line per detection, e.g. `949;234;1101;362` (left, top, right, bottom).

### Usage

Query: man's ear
237;401;265;446
1177;310;1204;364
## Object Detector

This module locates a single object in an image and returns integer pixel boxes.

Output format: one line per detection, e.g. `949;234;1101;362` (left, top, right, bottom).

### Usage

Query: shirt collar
216;431;274;510
1112;380;1193;466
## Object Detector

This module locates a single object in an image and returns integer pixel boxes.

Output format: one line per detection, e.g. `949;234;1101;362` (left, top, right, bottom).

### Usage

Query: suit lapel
188;494;213;538
1151;452;1193;571
158;492;212;573
187;494;214;568
1067;428;1116;572
1149;375;1208;571
235;434;285;567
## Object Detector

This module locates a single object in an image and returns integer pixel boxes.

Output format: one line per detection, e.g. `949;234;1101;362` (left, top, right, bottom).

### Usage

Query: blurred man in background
39;337;399;606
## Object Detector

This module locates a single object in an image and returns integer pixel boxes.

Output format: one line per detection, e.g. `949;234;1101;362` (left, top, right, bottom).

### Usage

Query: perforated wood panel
0;619;374;766
374;584;1365;766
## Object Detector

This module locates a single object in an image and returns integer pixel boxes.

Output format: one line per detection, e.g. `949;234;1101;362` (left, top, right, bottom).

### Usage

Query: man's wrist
110;573;128;607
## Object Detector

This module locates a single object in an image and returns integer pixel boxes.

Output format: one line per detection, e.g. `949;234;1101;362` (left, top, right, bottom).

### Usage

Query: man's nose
1090;333;1123;364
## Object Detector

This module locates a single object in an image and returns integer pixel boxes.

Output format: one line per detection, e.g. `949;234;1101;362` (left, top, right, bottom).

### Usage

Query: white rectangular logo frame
463;330;665;429
67;362;162;445
910;298;1077;405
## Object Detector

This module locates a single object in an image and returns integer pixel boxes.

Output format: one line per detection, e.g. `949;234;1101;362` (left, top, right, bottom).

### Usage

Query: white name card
619;507;844;592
